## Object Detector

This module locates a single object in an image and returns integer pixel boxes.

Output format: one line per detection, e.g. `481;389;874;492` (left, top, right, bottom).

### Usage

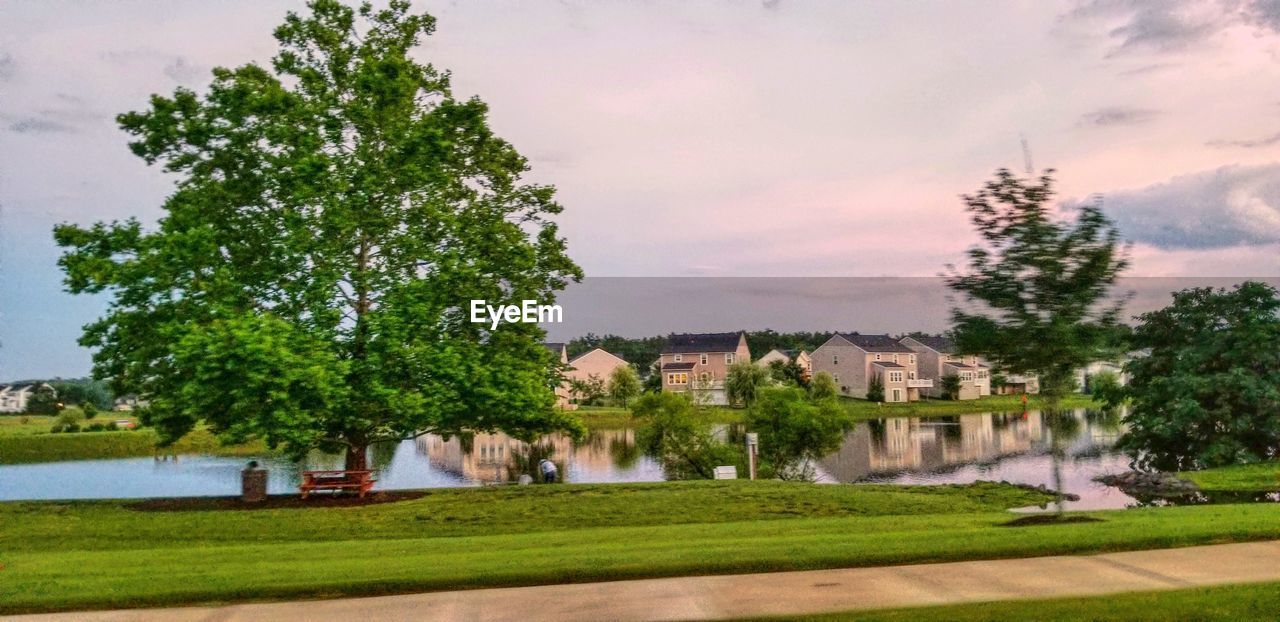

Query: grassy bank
751;581;1280;621
576;394;1100;428
0;426;269;464
1181;461;1280;492
3;481;1280;614
838;393;1099;421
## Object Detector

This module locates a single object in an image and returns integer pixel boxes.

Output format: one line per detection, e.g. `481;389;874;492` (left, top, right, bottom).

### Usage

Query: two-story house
810;333;929;402
900;336;990;400
0;383;54;413
659;332;751;406
565;348;631;401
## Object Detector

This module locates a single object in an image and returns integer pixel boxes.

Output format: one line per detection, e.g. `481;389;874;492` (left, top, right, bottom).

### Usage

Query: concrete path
9;541;1280;622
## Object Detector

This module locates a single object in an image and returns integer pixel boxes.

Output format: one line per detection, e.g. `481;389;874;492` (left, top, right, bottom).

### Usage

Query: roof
944;362;976;370
661;361;696;371
569;348;626;365
871;361;905;368
838;333;915;353
662;332;743;354
906;335;955;353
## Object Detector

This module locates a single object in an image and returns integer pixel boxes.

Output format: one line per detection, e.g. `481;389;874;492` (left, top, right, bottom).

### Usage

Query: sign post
745;433;759;480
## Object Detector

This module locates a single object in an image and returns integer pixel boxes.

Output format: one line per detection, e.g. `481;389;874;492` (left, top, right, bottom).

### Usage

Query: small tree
809;372;838;401
26;387;62;415
568;375;608;407
726;361;770;408
947;169;1128;514
940;374;962;400
607;365;642;407
866;375;885;403
747;387;848;481
632;392;740;479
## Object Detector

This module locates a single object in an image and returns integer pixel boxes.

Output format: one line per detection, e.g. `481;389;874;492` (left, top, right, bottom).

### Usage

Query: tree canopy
1115;282;1280;471
54;0;582;468
946;169;1129;403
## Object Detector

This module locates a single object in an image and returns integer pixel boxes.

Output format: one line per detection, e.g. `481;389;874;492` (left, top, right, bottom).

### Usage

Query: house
113;395;146;412
565;348;631;401
659;332;751;406
544;342;576;410
900;336;990;400
0;383;55;413
809;334;929;403
994;373;1040;395
755;349;812;376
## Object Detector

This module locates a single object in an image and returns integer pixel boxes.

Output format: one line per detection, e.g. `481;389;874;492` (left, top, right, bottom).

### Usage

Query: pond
0;409;1146;508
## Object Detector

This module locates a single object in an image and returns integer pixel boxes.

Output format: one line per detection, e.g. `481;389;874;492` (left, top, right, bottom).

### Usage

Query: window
833;354;839;365
725;353;735;364
892;354;899;363
960;371;974;381
699;372;710;383
909;355;915;364
888;371;904;383
875;354;882;361
891;388;903;402
908;371;916;380
673;354;682;362
700;354;708;365
666;373;688;385
978;370;988;379
832;374;840;383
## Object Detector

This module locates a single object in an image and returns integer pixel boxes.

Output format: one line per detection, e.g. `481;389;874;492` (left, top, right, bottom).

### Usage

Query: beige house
994;373;1040;395
544;342;576;410
809;333;929;403
755;349;812;377
566;348;630;401
660;332;751;406
900;336;990;400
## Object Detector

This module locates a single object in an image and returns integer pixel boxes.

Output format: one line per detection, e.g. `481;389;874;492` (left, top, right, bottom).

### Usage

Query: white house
0;383;55;413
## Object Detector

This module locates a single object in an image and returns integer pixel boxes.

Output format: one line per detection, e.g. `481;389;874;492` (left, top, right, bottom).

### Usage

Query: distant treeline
566;330;946;373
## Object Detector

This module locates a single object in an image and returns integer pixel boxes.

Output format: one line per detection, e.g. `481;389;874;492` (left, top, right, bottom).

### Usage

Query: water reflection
0;409;1146;507
819;409;1137;510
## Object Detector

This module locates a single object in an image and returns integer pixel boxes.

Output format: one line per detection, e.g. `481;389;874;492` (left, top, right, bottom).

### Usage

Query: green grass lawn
3;480;1280;614
746;581;1280;621
837;393;1099;421
576;394;1100;428
1181;461;1280;492
0;423;269;464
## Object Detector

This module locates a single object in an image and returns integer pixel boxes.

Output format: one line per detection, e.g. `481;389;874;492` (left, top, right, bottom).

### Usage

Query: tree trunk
345;443;369;471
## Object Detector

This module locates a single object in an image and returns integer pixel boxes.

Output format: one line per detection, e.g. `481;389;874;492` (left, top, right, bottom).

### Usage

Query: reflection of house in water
417;429;637;483
819;412;1050;483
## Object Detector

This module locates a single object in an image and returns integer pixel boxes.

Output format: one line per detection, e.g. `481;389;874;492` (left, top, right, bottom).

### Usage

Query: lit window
667;373;689;385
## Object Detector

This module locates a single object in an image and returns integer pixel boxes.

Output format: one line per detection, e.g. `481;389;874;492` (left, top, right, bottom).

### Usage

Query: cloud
101;49;205;84
7;118;78;134
1061;0;1280;57
1207;131;1280;148
1076;164;1280;249
162;57;203;84
0;53;13;81
1079;106;1160;127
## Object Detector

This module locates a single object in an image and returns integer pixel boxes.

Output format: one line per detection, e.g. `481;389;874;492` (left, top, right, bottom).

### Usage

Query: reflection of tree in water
506;439;564;483
1043;409;1083;514
369;440;399;471
609;436;641;469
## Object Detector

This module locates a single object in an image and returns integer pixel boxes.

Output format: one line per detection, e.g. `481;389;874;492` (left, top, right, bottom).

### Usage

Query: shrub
866;375;885;403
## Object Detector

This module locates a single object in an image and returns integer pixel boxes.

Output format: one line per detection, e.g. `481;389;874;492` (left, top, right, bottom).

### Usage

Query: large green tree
946;169;1128;513
54;0;582;469
1114;282;1280;471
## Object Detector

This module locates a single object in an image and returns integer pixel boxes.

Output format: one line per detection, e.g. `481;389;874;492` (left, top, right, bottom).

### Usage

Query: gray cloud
1063;0;1280;57
8;117;78;134
1207;131;1280;148
1078;164;1280;249
1079;106;1160;127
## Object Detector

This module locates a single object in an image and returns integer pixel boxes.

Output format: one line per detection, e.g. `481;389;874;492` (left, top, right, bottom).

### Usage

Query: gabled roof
837;333;915;353
662;332;743;354
661;361;696;371
569;348;626;365
905;335;956;353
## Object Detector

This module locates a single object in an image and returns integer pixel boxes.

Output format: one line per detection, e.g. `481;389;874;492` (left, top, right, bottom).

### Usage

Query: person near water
538;458;558;484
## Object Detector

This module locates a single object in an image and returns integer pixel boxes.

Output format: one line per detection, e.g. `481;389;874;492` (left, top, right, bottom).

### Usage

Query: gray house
900;336;990;400
810;333;930;402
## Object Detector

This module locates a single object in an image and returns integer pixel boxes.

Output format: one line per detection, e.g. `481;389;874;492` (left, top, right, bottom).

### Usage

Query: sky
5;0;1280;378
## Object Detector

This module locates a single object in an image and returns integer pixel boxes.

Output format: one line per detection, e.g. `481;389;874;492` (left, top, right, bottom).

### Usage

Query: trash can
241;461;268;503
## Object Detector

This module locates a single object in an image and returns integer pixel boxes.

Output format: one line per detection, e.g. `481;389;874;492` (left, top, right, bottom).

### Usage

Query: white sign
470;299;562;330
713;465;738;480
